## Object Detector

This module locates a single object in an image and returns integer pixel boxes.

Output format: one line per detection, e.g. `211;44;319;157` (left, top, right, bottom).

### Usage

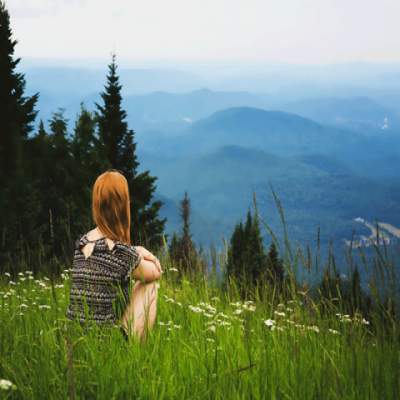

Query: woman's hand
135;246;162;272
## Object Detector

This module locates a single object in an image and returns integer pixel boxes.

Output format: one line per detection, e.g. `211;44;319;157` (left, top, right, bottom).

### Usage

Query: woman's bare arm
132;246;162;282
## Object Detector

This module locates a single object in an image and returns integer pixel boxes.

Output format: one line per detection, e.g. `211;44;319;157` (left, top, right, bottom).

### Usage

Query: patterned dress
65;233;141;333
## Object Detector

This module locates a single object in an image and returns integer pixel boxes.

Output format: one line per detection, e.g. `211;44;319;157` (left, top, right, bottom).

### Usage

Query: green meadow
1;211;399;400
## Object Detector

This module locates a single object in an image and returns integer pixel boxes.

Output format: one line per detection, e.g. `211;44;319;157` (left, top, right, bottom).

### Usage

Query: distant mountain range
136;106;400;176
30;83;400;140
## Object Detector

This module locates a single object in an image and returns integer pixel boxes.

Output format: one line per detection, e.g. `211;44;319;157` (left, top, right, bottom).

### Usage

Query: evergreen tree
350;264;366;316
167;191;198;281
225;221;244;282
266;240;284;283
0;3;39;269
245;211;268;290
178;191;197;276
94;54;166;249
225;220;247;299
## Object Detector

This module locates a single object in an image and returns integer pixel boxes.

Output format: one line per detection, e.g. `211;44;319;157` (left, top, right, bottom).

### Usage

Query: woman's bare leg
121;280;158;344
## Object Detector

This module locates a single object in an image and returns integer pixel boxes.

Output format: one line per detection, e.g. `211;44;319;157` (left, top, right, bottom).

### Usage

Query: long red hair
92;170;131;244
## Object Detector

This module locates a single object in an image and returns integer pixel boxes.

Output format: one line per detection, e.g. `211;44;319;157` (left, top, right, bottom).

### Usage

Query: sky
5;0;400;67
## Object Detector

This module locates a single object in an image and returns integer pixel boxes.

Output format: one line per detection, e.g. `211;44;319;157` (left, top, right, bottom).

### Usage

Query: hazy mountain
136;107;367;157
278;96;400;134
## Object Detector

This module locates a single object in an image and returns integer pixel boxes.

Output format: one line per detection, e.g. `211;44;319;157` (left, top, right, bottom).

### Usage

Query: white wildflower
206;338;214;342
328;329;339;335
211;297;220;302
174;325;181;329
20;304;28;308
204;313;214;318
169;268;178;272
234;309;243;314
9;281;16;285
18;272;24;276
43;277;49;281
166;298;175;303
0;379;14;390
274;311;285;316
311;326;319;332
265;319;275;326
25;271;33;275
28;276;34;280
210;326;216;332
39;305;51;310
362;319;370;325
158;322;165;325
4;272;10;277
219;321;231;326
188;306;203;313
19;313;24;316
20;278;26;281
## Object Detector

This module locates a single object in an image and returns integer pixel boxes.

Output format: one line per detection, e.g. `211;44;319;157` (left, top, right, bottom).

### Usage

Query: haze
8;0;400;65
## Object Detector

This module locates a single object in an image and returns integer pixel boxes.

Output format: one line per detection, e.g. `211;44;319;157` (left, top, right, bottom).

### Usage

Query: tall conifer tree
0;2;39;267
94;54;166;248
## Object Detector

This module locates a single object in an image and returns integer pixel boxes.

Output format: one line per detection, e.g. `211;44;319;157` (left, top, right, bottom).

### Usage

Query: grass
1;250;399;399
0;190;399;399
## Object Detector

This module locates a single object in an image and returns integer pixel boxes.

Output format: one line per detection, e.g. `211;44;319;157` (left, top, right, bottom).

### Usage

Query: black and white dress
65;233;141;332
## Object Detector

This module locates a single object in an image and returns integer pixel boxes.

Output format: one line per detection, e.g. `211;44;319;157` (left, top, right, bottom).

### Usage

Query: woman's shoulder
74;233;88;250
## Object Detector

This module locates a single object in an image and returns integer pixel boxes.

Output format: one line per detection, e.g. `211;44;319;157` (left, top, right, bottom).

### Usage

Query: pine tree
167;191;198;281
225;220;247;299
0;3;39;268
94;54;166;249
350;264;364;315
178;191;197;275
245;211;268;290
266;240;284;283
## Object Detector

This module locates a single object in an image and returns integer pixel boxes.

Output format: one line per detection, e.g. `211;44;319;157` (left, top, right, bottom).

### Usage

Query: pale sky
6;0;400;65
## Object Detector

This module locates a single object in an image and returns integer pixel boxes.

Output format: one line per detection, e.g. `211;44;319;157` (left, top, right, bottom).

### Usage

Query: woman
65;170;162;345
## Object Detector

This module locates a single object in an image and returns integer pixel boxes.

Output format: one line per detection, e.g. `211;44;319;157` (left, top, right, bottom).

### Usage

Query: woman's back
65;232;141;329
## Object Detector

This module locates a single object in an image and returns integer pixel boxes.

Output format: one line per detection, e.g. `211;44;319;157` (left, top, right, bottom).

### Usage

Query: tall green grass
1;190;399;399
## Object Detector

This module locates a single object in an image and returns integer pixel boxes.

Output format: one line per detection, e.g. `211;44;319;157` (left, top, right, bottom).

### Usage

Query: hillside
137;144;400;292
137;107;366;157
